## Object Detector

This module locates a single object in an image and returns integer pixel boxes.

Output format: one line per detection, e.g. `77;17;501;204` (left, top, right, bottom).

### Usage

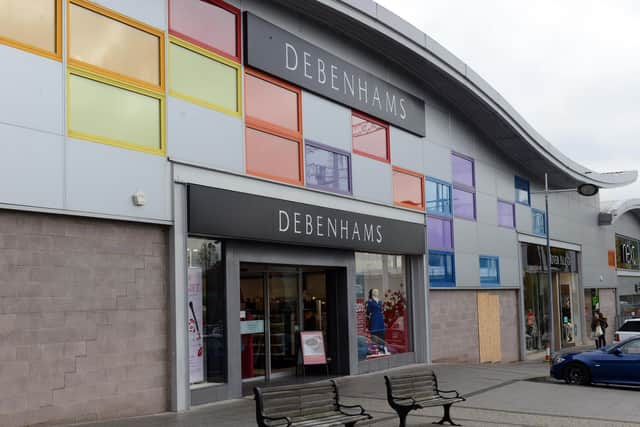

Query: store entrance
239;263;346;385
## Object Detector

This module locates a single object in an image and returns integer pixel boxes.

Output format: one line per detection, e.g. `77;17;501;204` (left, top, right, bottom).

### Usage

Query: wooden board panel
477;293;502;363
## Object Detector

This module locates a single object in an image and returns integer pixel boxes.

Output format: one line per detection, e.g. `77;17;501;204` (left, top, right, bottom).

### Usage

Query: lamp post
533;173;599;359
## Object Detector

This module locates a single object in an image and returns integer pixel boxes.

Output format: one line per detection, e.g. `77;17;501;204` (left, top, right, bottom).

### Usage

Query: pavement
69;360;640;427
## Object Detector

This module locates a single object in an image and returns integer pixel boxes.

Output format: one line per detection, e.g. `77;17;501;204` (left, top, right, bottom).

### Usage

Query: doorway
239;263;346;384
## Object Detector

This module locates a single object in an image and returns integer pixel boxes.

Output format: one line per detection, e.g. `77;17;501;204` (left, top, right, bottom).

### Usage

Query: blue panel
515;176;530;206
532;209;546;236
425;177;452;216
428;250;455;287
479;255;500;286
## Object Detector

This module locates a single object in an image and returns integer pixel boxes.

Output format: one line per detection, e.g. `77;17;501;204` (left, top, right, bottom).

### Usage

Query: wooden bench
254;380;372;427
385;368;465;427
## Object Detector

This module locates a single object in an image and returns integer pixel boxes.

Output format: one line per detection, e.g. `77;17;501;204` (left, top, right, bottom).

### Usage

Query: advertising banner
300;331;327;365
188;267;204;384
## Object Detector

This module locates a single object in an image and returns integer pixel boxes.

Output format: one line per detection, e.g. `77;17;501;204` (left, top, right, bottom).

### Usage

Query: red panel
393;167;424;210
245;72;299;133
352;111;389;162
246;127;301;184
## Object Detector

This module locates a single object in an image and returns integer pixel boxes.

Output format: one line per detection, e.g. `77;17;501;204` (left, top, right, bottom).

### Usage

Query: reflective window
515;176;530;205
428;251;455;287
453;188;475;220
0;0;60;58
480;256;500;285
393;168;424;210
352;112;389;162
620;339;640;354
452;153;476;221
305;142;351;194
245;72;299;132
427;217;453;251
355;253;410;359
532;209;546;236
498;200;515;228
425;178;452;216
619;321;640;332
452;153;474;188
69;1;162;88
246;128;301;183
169;0;240;60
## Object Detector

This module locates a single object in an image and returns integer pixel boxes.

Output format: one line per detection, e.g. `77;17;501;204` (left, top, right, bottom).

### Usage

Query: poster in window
188;267;204;383
300;331;327;365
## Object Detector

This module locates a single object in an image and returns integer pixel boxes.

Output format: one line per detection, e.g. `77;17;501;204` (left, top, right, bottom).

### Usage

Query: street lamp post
534;173;599;359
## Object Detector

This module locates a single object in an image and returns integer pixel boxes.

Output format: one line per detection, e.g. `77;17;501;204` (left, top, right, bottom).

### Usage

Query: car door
616;339;640;384
590;349;623;383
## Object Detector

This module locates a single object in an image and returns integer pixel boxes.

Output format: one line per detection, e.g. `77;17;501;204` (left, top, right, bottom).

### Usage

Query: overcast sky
376;0;640;201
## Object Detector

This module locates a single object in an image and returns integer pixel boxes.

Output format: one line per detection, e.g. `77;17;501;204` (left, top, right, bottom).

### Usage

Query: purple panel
305;141;351;194
452;153;474;187
427;217;453;250
453;188;475;220
497;201;515;228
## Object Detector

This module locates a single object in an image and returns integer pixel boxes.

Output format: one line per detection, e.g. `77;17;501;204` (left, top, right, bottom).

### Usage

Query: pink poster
188;268;204;384
300;331;327;365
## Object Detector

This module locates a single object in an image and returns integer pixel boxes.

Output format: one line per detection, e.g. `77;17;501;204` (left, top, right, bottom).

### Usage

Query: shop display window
427;217;453;251
428;250;455;287
452;153;476;220
69;0;164;89
187;238;226;385
355;253;410;359
479;256;500;285
425;178;452;216
532;209;546;236
169;0;240;62
305;141;351;194
497;200;515;228
515;176;530;206
0;0;61;60
352;112;389;162
168;37;241;115
392;167;424;210
453;188;475;220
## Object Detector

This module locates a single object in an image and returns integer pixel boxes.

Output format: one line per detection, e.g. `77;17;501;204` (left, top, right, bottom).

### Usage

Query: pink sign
300;331;326;365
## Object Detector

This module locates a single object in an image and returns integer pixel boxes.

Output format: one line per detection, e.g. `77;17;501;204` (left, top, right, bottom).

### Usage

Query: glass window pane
352;114;388;160
498;201;515;228
245;73;299;132
515;176;530;205
428;251;455;287
393;170;423;209
452;154;474;187
0;0;57;53
246;127;300;182
305;144;350;193
169;42;238;112
453;188;475;220
427;217;452;251
69;3;160;86
425;179;452;216
69;74;161;150
170;0;237;58
355;253;410;358
480;256;500;285
187;238;226;384
532;210;546;236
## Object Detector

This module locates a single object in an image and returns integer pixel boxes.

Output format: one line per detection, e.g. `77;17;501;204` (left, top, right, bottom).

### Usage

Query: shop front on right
521;244;583;355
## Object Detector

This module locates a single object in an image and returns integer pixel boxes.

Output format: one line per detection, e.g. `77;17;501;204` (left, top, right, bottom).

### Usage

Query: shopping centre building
0;0;638;425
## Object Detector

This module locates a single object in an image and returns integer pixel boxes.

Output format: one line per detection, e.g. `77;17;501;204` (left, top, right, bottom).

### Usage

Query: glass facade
428;251;455;287
479;256;500;285
425;178;452;216
515;176;530;205
452;153;474;187
453;188;475;220
427;217;453;251
392;168;424;210
452;153;476;221
305;142;351;194
351;112;389;161
532;209;546;236
497;201;515;228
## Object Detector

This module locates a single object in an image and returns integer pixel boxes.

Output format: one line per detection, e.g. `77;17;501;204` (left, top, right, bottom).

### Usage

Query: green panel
169;43;238;112
69;74;161;150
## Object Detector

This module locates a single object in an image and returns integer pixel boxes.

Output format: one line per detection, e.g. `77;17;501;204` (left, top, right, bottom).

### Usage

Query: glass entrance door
268;272;299;377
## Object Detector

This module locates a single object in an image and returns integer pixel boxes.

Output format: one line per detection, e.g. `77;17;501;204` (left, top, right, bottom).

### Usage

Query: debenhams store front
181;184;427;404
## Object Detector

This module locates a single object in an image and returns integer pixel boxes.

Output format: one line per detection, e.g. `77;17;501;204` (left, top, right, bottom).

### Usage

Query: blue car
550;336;640;386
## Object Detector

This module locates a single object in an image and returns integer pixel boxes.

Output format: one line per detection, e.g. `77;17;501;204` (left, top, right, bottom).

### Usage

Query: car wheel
564;363;590;385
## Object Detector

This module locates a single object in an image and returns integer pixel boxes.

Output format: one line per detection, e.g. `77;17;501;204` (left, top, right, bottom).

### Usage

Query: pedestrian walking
591;310;608;348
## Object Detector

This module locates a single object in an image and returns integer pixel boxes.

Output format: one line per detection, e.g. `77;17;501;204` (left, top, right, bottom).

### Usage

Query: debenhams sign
188;185;425;254
243;12;426;137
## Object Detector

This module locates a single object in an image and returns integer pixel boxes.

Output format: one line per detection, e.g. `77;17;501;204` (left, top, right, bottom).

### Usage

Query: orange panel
245;72;299;132
352;112;389;161
246;127;301;184
0;0;57;54
393;167;424;210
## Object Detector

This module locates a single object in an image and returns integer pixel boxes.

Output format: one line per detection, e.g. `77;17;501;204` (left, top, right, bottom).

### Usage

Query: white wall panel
91;0;167;29
423;141;452;181
350;154;392;205
302;91;352;152
390;126;423;173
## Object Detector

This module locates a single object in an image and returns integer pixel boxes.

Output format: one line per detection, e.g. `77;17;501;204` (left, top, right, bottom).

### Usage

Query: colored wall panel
69;1;161;86
427;217;453;251
245;128;300;182
0;0;57;55
68;73;161;152
352;113;388;161
91;0;166;29
305;143;351;194
392;169;424;210
245;72;299;132
169;41;238;114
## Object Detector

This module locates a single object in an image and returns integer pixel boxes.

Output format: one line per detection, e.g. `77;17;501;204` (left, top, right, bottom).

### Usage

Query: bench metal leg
432;404;461;426
397;409;410;427
345;423;356;427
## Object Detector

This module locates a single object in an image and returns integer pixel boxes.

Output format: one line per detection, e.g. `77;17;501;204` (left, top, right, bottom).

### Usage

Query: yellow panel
478;293;502;363
169;40;239;114
0;0;57;53
69;72;162;152
69;2;160;86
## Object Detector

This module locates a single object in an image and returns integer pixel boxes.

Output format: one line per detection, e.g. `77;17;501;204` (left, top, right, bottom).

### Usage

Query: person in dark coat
591;310;608;348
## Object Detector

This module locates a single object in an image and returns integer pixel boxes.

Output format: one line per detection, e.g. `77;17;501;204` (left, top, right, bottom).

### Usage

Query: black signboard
243;12;426;137
188;185;425;254
616;235;639;270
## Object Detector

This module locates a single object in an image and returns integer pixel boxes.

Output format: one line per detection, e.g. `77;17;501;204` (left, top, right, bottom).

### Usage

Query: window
305;141;351;194
479;256;500;286
425;178;452;216
355;253;410;358
515;176;530;206
245;69;303;185
427;217;453;251
620;339;640;354
69;0;164;90
352;111;389;162
169;0;240;62
187;238;226;384
532;209;546;236
497;200;515;228
452;153;476;220
619;321;640;333
0;0;61;60
392;167;425;210
168;36;241;116
428;251;455;287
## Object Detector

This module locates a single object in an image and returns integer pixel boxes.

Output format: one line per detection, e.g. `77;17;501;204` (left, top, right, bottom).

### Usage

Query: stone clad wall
430;290;480;363
0;210;169;427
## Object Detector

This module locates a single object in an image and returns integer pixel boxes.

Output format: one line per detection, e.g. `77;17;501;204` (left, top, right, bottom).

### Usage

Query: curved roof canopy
599;199;640;225
272;0;637;189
